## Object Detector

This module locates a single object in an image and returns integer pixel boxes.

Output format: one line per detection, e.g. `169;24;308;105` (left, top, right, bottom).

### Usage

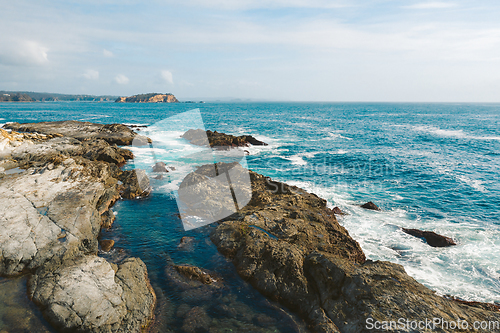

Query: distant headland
115;93;179;103
0;91;117;102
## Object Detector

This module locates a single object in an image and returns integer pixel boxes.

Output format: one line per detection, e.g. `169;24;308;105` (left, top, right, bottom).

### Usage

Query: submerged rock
100;239;115;252
28;256;156;333
360;201;380;211
402;228;457;247
175;265;217;285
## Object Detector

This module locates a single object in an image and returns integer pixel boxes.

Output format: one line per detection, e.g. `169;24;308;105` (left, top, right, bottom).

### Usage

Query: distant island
0;91;117;102
115;93;179;103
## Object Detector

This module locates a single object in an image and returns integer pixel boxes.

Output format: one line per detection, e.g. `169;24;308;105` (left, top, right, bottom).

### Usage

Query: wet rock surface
402;228;457;247
205;163;500;333
360;201;380;211
0;121;156;332
181;128;267;149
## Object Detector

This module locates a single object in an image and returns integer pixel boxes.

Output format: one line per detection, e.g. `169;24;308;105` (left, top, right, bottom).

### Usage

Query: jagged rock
0;121;156;332
402;228;457;247
118;169;151;199
331;206;346;215
208;163;500;333
28;256;156;333
3;121;151;146
360;201;380;211
181;129;267;149
100;239;115;252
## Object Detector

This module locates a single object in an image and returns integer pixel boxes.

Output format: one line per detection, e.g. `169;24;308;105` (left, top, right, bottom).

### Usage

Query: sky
1;0;500;102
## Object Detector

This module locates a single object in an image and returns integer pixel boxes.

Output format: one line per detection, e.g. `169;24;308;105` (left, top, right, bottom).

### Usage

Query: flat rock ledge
28;256;155;333
204;163;500;333
0;121;156;332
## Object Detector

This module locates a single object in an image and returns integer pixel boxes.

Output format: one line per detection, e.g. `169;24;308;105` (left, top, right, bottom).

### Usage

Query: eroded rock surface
0;121;156;332
206;163;500;333
28;255;155;333
4;121;150;146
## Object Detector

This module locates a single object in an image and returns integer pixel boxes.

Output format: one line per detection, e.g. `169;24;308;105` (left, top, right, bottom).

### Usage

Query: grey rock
28;255;156;333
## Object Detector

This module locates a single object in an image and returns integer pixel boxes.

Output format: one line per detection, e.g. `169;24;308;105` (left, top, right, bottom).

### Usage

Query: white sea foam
269;178;500;303
456;175;487;192
413;125;500;141
326;132;353;140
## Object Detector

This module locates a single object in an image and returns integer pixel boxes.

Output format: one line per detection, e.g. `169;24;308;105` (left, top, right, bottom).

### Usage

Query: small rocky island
181;128;267;149
0;121;155;332
115;93;179;103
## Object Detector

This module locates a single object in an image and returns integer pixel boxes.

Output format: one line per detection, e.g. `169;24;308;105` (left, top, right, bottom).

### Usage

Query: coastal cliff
115;93;179;103
0;122;156;332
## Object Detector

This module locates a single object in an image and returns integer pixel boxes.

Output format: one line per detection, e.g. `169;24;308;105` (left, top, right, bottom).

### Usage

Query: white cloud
82;69;99;80
0;40;48;66
404;2;457;9
161;70;174;84
103;49;114;57
114;74;129;84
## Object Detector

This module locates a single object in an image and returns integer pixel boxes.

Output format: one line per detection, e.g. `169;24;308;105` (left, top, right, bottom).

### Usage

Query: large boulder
28;255;156;333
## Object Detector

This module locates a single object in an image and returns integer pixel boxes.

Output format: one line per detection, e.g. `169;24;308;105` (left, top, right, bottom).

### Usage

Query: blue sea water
1;101;500;329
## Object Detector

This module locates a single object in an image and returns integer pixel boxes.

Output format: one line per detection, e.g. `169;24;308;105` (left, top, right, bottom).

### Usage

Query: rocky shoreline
2;121;500;333
0;121;156;332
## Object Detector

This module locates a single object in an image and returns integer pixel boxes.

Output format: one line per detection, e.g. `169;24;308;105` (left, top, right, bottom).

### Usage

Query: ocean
1;101;499;331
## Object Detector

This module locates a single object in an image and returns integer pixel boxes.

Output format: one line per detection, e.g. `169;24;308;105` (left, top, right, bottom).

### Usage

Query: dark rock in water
175;265;217;285
181;128;268;149
332;206;346;215
208;163;500;332
152;161;169;173
402;228;457;247
99;239;115;252
361;201;381;211
3;120;151;146
118;169;151;199
153;174;164;180
181;307;210;333
178;236;195;251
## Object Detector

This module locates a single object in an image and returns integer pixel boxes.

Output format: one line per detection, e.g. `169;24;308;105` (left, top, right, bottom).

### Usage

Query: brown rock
360;201;381;211
175;265;217;285
332;206;346;215
402;228;457;247
99;239;115;252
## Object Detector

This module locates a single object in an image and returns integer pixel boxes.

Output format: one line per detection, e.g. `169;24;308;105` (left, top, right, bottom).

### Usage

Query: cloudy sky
1;0;500;101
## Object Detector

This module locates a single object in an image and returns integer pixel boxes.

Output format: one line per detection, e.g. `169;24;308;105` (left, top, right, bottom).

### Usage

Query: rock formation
199;162;500;333
115;93;179;103
182;128;267;149
0;121;156;332
402;228;457;247
4;121;151;146
360;201;380;211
